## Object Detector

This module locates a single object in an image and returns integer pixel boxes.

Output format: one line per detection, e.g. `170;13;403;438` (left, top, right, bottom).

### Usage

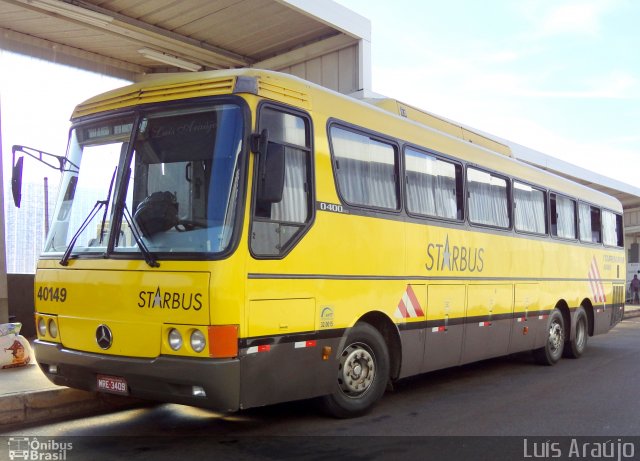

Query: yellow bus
14;69;625;418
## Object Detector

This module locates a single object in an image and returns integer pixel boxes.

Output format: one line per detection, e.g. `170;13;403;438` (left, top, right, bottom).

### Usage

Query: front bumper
34;340;241;412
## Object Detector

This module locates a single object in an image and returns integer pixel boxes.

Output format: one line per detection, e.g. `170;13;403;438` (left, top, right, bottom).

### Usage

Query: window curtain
514;184;545;233
406;149;457;219
579;203;593;242
332;128;397;209
271;146;308;223
468;169;509;228
556;195;576;239
602;210;618;246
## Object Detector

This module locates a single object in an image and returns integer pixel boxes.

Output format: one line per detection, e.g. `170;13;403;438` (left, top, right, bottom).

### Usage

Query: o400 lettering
37;286;67;302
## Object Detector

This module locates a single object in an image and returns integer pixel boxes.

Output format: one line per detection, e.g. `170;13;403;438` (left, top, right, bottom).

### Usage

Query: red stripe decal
397;299;409;319
406;285;424;317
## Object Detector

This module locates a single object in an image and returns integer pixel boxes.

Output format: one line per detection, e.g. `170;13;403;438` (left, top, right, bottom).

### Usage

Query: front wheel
563;307;588;359
321;323;390;418
533;309;565;366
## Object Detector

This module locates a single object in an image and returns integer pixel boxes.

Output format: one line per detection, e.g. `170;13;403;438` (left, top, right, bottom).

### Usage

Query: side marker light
322;346;332;361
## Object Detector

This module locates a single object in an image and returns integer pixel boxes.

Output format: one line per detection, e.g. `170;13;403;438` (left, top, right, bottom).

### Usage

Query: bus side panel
247;298;315;337
509;284;541;353
239;336;342;409
422;284;465;373
461;284;513;365
396;284;426;379
593;282;612;335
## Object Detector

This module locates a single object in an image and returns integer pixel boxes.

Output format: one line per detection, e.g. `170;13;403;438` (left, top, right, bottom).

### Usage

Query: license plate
96;374;129;395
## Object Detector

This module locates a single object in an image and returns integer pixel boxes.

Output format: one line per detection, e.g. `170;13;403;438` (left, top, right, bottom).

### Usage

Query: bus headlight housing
48;319;58;338
168;328;183;351
190;329;206;353
37;317;47;336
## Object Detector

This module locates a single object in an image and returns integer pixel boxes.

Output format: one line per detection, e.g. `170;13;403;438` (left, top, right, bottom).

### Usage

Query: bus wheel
563;307;588;359
321;323;390;418
533;309;565;366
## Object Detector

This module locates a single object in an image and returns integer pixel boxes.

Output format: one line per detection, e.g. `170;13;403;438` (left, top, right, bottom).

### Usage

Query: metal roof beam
0;27;145;79
8;0;252;68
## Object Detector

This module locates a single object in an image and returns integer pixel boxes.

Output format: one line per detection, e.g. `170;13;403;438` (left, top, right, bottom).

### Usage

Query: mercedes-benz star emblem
96;324;113;350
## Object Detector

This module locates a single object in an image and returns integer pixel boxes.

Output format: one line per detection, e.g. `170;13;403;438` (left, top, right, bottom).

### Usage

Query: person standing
631;274;640;304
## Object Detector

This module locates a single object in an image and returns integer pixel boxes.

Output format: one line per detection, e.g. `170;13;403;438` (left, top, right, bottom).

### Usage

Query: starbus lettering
425;235;485;273
137;287;203;310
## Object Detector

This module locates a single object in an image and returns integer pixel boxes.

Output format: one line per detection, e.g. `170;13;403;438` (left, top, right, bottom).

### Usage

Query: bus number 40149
37;286;67;302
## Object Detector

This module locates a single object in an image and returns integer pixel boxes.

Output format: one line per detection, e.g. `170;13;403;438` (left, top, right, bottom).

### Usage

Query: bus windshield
44;103;245;259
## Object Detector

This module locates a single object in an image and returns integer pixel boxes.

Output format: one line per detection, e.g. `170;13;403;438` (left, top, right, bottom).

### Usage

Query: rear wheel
533;308;565;365
321;323;390;418
563;307;588;359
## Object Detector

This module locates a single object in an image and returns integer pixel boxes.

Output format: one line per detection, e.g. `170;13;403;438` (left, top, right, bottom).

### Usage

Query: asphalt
2;305;640;430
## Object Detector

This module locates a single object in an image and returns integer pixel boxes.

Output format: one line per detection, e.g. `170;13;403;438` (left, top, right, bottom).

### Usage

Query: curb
0;387;142;429
623;309;640;319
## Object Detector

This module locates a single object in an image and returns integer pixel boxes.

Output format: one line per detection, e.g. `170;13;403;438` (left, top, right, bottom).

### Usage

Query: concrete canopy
0;0;371;93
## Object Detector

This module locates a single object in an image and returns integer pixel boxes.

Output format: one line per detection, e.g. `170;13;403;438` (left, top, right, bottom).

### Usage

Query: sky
335;0;640;186
0;52;128;184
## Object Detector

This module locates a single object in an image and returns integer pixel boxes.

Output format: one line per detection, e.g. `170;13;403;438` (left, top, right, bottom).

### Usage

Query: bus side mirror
258;142;285;204
254;129;285;204
11;156;24;208
10;144;77;209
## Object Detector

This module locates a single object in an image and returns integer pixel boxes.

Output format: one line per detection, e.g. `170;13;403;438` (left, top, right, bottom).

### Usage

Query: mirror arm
12;145;79;173
10;145;78;209
250;129;269;155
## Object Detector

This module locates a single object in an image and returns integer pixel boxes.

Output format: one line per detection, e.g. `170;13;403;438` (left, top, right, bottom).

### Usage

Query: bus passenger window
405;147;462;220
330;127;399;210
467;167;510;228
514;182;546;234
603;210;623;247
550;193;577;239
251;108;312;257
579;202;601;243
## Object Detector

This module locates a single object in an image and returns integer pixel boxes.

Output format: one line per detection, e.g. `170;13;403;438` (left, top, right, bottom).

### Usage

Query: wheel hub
339;344;375;396
549;322;564;352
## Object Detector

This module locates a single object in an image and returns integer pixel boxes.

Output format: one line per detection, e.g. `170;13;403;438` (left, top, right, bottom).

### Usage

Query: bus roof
72;68;622;212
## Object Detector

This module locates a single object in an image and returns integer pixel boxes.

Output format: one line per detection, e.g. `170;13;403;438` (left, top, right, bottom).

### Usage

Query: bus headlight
190;329;206;353
48;319;58;338
168;328;183;351
37;318;47;336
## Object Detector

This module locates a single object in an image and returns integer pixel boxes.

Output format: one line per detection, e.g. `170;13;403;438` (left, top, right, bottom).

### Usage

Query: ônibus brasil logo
8;437;73;460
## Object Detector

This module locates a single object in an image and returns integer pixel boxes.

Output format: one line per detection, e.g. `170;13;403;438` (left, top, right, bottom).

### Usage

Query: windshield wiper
59;201;106;266
123;203;160;268
59;167;117;266
99;167;117;244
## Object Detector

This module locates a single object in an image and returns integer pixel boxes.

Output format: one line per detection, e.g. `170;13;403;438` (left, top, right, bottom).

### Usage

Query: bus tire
563;307;588;359
321;323;390;418
533;308;565;366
